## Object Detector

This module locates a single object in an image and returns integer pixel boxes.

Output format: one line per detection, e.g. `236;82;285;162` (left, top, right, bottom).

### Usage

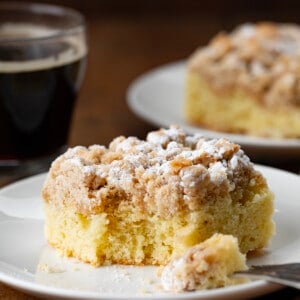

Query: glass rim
0;1;86;43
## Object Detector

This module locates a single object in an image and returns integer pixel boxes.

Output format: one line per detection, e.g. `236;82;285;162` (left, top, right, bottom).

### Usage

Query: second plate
127;61;300;160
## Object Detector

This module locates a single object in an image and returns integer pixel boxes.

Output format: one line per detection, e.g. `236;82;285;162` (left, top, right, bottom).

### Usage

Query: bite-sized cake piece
42;125;274;266
160;233;248;292
186;22;300;138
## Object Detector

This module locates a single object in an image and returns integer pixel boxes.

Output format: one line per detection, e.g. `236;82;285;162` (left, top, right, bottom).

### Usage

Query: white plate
127;61;300;159
0;167;300;299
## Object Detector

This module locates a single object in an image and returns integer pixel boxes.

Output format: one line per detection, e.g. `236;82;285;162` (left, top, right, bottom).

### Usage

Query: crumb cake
185;22;300;138
160;233;248;292
42;126;274;266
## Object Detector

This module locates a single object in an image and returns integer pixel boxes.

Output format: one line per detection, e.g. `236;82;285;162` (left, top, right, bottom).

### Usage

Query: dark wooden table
0;2;299;299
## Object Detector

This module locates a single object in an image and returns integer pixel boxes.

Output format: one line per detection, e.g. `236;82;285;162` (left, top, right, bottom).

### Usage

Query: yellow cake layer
45;183;274;266
185;71;300;138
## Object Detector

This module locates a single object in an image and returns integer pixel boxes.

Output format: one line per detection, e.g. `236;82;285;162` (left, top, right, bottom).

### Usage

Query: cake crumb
138;288;152;294
37;263;65;273
160;233;248;292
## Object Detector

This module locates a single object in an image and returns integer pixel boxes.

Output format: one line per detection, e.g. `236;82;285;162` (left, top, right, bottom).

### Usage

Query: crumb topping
42;126;264;216
188;22;300;107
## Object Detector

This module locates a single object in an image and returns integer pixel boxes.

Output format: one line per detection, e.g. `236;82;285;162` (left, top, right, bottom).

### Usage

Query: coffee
0;24;87;164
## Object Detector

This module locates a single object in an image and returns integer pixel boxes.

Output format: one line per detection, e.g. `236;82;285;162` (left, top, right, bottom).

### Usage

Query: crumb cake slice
186;22;300;138
160;233;248;292
42;126;274;266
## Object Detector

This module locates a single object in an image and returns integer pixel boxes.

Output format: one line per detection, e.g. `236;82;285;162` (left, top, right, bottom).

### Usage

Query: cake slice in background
185;22;300;138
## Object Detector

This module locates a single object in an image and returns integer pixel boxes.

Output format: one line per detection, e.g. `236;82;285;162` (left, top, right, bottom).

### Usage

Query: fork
235;263;300;289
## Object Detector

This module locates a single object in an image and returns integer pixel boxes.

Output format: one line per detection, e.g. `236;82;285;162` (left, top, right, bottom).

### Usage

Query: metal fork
235;263;300;289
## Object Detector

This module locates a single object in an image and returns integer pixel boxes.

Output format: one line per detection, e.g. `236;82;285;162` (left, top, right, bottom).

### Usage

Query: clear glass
0;2;87;178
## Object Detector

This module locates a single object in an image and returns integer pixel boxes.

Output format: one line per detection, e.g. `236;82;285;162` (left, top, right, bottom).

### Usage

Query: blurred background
1;0;298;148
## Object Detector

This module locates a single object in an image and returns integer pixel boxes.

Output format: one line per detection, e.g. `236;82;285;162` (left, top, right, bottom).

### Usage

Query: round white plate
127;61;300;159
0;167;299;299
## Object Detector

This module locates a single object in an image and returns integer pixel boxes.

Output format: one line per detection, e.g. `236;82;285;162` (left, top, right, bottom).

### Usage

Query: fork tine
235;263;300;289
251;263;300;271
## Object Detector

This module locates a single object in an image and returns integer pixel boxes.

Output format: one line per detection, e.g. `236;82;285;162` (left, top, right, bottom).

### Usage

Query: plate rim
0;263;283;300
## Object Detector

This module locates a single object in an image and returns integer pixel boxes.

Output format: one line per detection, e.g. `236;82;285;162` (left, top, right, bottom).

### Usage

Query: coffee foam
0;23;87;73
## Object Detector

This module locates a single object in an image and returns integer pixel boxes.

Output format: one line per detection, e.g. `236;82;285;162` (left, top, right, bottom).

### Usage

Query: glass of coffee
0;2;87;178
